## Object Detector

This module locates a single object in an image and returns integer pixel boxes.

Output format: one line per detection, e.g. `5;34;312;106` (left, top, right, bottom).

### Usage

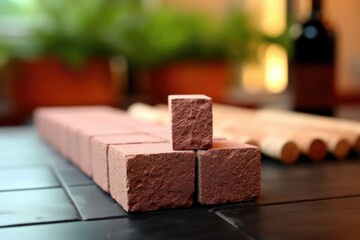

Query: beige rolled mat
256;108;360;155
217;121;300;164
213;104;353;158
218;120;326;162
213;106;331;160
261;136;300;164
127;102;169;125
256;121;348;159
213;128;259;147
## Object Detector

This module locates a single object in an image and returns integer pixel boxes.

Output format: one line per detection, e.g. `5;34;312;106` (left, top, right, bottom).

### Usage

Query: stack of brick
168;95;261;205
35;95;261;213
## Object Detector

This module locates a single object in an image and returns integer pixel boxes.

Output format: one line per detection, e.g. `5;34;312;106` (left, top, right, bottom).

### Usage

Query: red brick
196;140;261;205
53;118;93;158
64;121;107;164
76;126;137;176
169;95;212;150
131;121;168;132
108;143;195;212
145;130;171;142
91;134;165;192
46;113;104;158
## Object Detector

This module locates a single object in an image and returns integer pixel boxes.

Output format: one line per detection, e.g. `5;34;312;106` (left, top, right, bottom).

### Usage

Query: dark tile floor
1;127;360;239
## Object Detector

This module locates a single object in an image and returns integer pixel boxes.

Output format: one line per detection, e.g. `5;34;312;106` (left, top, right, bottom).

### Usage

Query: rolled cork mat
128;102;169;125
217;121;304;163
213;109;328;161
256;109;359;155
213;128;259;147
260;136;300;165
213;104;353;159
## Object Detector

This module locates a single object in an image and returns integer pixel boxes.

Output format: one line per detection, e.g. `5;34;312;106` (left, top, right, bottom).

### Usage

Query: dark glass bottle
291;0;336;116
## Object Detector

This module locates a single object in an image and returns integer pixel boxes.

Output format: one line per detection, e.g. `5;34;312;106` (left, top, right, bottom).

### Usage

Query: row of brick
35;101;261;212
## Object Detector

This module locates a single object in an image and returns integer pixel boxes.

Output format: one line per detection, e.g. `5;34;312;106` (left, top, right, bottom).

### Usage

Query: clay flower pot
5;57;118;113
139;61;231;103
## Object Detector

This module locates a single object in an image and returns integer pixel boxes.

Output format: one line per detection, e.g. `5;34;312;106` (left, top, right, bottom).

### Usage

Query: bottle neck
310;0;322;20
312;0;322;11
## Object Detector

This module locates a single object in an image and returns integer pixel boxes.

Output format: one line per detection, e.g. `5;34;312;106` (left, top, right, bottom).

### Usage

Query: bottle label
293;63;335;109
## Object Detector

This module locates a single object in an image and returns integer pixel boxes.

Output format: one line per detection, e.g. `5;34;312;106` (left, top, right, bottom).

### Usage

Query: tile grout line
67;183;95;187
0;219;79;229
208;194;360;213
0;185;60;193
50;164;86;221
211;195;360;240
214;211;260;240
258;194;360;207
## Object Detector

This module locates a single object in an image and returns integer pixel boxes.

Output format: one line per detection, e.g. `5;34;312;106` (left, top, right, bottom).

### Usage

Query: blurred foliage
22;0;127;66
118;8;261;67
0;0;290;68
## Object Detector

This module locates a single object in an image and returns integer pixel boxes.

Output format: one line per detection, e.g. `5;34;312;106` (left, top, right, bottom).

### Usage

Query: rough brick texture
169;95;213;150
77;127;137;177
91;134;164;192
109;143;195;212
196;140;261;205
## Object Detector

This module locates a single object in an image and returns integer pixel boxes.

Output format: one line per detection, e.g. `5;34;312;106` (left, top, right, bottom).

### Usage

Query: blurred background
0;0;359;125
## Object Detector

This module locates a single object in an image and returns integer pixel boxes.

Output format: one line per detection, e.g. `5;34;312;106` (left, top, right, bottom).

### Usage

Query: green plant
29;0;125;66
1;0;135;67
115;6;263;67
0;0;290;68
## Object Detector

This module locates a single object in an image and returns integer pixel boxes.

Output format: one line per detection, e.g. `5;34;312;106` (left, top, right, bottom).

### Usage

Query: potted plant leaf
114;5;261;103
1;0;130;119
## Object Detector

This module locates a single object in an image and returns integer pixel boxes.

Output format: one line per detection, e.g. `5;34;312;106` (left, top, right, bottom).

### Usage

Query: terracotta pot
5;57;118;112
140;61;230;103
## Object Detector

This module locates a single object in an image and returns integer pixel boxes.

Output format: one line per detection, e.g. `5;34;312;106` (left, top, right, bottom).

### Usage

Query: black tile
259;160;360;204
0;127;53;155
67;185;127;220
0;157;48;168
0;151;60;168
216;196;360;240
0;147;55;160
0;144;52;155
0;166;60;191
0;129;44;147
53;161;93;187
0;188;79;227
0;210;250;240
0;127;37;138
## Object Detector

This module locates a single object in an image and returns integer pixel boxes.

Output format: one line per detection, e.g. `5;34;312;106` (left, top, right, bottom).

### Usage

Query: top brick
169;95;213;150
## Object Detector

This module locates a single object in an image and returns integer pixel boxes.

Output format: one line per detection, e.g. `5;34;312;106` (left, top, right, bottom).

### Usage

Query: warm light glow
242;63;264;93
264;44;288;94
260;0;286;36
141;0;162;11
297;0;312;22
